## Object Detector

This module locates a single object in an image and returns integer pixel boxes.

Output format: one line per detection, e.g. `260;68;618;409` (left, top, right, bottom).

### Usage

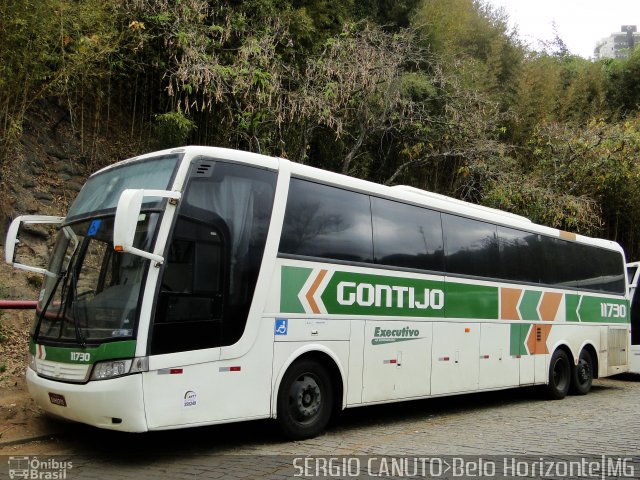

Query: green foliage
401;73;438;100
354;0;421;28
150;112;197;150
4;0;640;258
602;48;640;115
0;0;129;169
528;118;640;254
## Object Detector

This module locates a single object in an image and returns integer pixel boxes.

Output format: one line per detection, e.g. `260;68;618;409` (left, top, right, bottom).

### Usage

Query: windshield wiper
34;239;87;347
33;271;65;340
68;259;87;348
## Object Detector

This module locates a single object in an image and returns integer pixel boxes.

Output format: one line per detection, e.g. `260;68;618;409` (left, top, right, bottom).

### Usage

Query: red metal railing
0;300;38;309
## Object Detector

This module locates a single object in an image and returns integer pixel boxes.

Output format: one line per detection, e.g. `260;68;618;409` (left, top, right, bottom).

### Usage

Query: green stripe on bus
280;266;312;314
279;265;628;323
509;323;531;356
280;266;501;318
566;294;628;323
519;290;542;321
444;282;498;319
31;340;137;364
578;296;629;323
565;294;580;322
321;271;446;317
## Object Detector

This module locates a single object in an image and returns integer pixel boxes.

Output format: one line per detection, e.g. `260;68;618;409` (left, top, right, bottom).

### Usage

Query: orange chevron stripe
306;269;328;314
527;324;552;355
539;292;562;321
501;288;522;320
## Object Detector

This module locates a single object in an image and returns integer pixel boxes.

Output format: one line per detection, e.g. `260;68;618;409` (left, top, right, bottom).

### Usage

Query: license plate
48;392;67;407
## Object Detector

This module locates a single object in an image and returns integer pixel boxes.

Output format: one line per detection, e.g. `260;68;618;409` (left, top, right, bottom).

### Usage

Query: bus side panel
361;321;432;403
431;322;480;395
143;320;274;429
347;320;365;405
479;323;520;389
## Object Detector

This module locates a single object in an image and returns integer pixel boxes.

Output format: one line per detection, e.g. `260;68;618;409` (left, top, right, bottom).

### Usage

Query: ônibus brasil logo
372;326;422;345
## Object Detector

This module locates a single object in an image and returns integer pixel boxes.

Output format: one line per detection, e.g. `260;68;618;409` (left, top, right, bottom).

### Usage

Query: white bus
5;146;631;439
626;262;640;373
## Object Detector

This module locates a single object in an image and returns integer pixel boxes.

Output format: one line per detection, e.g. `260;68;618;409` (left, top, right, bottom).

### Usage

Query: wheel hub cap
295;377;321;417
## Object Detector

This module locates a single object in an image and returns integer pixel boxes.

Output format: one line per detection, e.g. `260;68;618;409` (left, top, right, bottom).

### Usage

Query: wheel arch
271;345;346;418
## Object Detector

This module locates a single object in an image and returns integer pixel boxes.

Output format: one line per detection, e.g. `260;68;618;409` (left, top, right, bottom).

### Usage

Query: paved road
1;376;639;479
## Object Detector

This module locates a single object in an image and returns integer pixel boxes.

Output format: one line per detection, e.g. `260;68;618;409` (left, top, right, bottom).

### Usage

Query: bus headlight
90;357;148;381
28;353;36;371
91;360;132;380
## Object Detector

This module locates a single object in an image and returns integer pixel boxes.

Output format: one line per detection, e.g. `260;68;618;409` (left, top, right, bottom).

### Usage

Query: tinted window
280;179;373;263
186;161;277;315
539;236;577;287
371;197;444;272
497;227;541;283
151;161;277;354
443;214;499;277
599;249;625;294
537;238;624;293
153;216;225;354
573;243;625;294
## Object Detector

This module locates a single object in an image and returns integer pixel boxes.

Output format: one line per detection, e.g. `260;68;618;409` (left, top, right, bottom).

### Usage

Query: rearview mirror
5;215;65;275
113;189;181;264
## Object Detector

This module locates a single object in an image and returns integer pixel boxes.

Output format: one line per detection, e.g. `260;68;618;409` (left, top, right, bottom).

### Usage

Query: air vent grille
195;163;214;177
608;328;628;367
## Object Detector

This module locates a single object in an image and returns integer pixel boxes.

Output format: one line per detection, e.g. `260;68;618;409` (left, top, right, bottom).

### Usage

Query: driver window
151;215;225;354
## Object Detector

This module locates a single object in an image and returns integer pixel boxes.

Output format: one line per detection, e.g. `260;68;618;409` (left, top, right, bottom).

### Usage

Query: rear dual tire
547;348;594;399
570;349;594;395
546;349;571;399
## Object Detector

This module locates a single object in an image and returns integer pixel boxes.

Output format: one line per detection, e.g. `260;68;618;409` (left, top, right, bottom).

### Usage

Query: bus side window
279;179;373;263
442;214;499;278
151;216;225;355
371;196;444;272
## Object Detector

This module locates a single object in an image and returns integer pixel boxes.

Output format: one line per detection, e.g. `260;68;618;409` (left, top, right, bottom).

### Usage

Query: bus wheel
547;349;571;400
277;359;333;440
570;349;593;395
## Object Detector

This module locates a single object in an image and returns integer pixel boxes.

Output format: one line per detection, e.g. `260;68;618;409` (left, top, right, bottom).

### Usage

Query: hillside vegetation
2;0;640;257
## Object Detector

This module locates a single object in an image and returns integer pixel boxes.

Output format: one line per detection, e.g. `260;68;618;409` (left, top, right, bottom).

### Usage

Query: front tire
570;349;593;395
547;349;571;400
276;360;334;440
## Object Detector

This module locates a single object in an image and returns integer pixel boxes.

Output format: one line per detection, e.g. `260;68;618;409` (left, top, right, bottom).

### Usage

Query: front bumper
26;367;148;432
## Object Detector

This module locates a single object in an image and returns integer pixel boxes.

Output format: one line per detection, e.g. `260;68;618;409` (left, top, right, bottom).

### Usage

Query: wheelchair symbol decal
275;319;288;335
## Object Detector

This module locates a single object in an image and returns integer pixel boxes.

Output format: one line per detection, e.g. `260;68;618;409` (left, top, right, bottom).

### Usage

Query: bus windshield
33;214;159;344
66;154;180;221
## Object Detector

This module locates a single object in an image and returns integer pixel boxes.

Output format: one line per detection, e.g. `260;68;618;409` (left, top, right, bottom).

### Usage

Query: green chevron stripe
566;294;580;322
509;323;531;356
519;290;542;321
280;266;312;314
